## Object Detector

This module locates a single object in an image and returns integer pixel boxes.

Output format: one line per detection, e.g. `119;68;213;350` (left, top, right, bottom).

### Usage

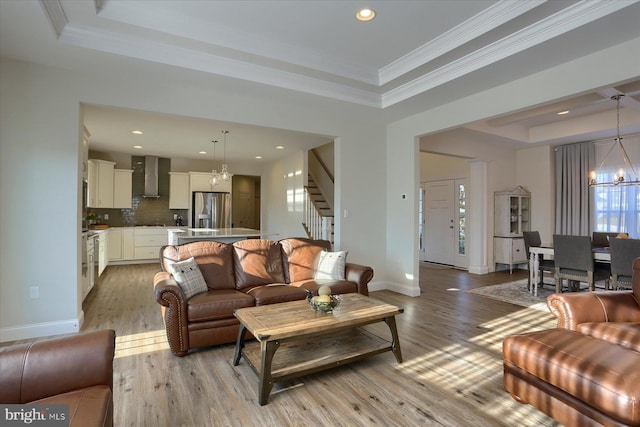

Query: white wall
516;145;555;243
420;153;469;182
1;60;83;340
0;57;387;341
337;126;388;277
262;150;305;239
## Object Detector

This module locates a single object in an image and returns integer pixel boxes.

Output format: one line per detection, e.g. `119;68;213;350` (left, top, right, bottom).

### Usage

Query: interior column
468;159;489;274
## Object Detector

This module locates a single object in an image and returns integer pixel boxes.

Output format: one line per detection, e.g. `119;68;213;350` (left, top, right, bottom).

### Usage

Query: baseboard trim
368;280;421;297
468;264;490;275
0;318;80;343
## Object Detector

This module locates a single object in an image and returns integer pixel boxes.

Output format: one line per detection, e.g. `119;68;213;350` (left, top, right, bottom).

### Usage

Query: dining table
528;244;611;296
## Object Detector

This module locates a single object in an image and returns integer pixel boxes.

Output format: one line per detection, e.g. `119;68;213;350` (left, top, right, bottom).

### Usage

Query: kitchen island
167;228;267;245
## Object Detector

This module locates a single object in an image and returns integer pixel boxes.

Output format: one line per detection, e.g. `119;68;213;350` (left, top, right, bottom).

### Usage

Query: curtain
555;142;594;235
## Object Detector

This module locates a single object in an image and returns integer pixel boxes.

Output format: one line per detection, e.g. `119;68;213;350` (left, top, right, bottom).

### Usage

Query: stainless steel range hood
143;156;160;198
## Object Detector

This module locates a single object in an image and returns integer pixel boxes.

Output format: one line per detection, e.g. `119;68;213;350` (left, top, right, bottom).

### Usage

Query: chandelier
209;130;233;186
589;94;639;187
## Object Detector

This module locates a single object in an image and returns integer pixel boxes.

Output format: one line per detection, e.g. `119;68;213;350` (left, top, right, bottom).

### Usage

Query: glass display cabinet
494;186;531;272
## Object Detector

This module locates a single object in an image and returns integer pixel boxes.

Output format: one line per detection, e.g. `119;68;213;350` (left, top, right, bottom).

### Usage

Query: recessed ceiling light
256;156;263;159
133;145;143;149
132;130;143;135
276;146;284;150
557;110;570;115
199;151;207;155
356;8;375;22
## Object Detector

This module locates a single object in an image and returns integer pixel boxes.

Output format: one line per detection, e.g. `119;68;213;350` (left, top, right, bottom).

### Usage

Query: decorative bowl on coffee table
306;293;341;313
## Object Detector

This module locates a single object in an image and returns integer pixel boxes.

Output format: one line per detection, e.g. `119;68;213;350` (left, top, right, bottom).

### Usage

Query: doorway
232;175;261;229
419;179;468;269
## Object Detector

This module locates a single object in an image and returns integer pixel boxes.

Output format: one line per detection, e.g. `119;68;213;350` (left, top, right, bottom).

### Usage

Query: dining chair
553;234;610;293
592;231;619;248
609;238;640;290
523;231;554;289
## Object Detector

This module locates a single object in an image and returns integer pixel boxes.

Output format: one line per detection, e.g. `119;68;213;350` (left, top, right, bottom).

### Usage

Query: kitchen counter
168;227;265;245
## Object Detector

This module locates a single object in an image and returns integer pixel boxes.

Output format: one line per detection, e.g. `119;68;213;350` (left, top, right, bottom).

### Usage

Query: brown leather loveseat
0;329;116;427
503;258;640;426
153;238;374;356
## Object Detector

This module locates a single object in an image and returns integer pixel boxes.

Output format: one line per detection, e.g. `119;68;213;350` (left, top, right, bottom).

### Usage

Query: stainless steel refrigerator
192;191;231;229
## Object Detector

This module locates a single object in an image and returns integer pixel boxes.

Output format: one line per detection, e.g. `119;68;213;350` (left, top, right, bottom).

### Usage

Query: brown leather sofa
153;238;374;356
503;258;640;427
0;329;116;427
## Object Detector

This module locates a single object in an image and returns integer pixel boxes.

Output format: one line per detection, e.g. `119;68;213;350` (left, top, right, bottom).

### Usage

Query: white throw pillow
314;251;348;280
169;257;208;299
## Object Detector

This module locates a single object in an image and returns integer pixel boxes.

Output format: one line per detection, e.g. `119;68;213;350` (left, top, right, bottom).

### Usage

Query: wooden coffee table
232;293;403;405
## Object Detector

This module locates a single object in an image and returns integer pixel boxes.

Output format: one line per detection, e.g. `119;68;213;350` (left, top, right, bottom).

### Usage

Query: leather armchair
504;259;640;426
0;330;116;427
547;258;640;330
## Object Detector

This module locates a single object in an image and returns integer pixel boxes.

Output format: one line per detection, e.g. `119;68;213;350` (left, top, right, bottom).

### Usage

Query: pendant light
589;94;639;187
220;130;233;182
209;140;220;186
209;130;233;186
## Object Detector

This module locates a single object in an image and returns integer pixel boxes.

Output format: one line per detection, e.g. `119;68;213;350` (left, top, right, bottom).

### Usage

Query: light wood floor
81;263;557;426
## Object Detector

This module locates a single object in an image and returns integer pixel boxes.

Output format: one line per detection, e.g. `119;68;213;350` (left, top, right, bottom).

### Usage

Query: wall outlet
174;214;178;220
104;213;109;220
29;286;39;299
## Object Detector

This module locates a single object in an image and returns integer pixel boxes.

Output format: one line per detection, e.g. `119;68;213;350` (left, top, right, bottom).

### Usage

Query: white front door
424;181;455;265
421;179;469;269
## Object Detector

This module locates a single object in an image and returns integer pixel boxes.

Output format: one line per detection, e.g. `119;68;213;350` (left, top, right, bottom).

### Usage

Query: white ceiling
1;0;640;160
82;104;334;163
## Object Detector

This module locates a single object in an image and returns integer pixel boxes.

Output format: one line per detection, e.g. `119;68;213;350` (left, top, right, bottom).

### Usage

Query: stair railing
304;187;333;242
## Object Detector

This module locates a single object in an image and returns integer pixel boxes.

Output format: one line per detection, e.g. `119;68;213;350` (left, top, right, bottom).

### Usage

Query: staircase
303;175;334;243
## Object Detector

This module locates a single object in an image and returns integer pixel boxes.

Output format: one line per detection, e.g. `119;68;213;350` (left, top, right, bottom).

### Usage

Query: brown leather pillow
233;240;285;290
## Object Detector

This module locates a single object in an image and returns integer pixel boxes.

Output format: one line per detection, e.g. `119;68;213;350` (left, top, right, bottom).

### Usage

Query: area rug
466;279;556;312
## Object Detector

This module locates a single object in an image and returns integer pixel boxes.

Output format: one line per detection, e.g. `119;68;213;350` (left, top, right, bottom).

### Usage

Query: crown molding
381;0;637;108
38;0;67;38
379;0;545;85
96;0;379;86
59;24;381;108
42;0;637;110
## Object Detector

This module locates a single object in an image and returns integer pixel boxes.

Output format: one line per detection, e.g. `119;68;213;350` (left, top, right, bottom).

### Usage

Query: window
418;187;424;251
592;137;640;237
593;176;639;236
458;183;466;255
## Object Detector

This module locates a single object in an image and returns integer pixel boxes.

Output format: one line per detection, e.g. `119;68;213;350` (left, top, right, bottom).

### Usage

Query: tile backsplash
88;155;187;227
89;196;187;227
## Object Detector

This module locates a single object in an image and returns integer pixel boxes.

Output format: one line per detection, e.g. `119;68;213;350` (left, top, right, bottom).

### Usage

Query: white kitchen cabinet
98;231;108;276
134;228;168;260
87;160;97;207
82;127;90;181
190;171;232;193
108;228;123;261
88;159;115;208
113;169;133;208
169;172;190;209
122;228;135;260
